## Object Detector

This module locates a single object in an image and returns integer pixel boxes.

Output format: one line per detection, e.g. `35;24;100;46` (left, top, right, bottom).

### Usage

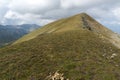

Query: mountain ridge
0;13;120;80
13;13;120;48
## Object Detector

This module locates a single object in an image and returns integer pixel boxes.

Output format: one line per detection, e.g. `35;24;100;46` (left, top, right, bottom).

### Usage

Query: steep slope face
0;13;120;80
13;13;120;48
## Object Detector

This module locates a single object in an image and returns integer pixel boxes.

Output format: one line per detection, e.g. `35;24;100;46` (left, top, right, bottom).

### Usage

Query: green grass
13;13;91;44
0;13;120;80
13;13;120;49
0;30;120;80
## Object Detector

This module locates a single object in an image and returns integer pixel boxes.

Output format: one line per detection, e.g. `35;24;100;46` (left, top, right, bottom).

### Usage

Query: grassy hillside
0;13;120;80
12;13;98;44
0;30;120;80
13;13;120;48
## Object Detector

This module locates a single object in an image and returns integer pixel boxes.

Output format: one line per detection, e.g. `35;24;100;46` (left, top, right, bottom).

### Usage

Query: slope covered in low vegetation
0;30;120;80
0;13;120;80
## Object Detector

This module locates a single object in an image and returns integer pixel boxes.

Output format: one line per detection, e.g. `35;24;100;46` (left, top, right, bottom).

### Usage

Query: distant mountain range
0;24;39;47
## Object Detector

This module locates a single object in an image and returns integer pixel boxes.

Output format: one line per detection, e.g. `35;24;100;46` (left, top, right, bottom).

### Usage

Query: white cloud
0;0;10;7
61;0;102;9
9;0;60;14
0;0;11;23
3;10;54;25
1;0;60;25
4;10;42;20
112;8;120;19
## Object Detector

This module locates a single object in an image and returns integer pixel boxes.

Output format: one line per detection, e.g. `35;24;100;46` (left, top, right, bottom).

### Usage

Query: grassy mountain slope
0;13;120;80
1;30;120;80
13;13;120;48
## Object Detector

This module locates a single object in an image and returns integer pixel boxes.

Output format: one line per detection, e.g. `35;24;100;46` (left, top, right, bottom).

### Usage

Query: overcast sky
0;0;120;33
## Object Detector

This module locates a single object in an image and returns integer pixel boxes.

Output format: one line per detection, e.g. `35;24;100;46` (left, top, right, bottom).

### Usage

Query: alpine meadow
0;13;120;80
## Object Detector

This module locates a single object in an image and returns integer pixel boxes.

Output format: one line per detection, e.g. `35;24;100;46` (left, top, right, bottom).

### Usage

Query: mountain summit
0;13;120;80
14;13;120;48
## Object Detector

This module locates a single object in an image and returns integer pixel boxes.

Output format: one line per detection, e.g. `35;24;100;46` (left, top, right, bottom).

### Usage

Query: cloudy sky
0;0;120;33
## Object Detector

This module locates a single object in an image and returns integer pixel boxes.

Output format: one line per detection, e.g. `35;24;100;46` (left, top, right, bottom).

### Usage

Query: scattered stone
110;53;117;59
102;54;106;57
82;16;92;31
115;64;119;67
45;70;69;80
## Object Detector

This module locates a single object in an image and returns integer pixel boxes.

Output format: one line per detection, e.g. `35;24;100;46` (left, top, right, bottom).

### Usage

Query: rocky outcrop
45;70;69;80
82;16;92;31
